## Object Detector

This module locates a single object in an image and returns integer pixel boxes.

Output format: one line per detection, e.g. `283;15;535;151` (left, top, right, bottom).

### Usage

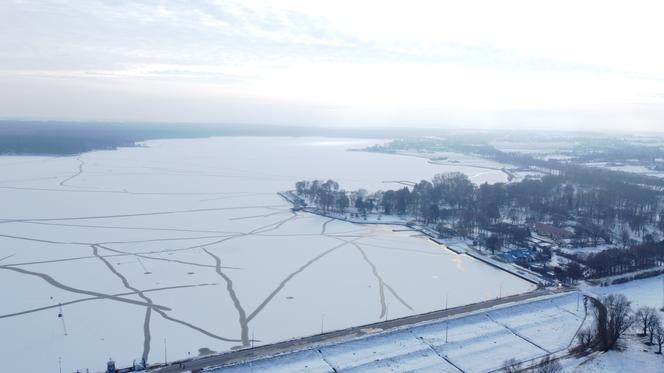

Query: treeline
0;121;238;155
581;241;664;278
571;140;664;163
295;180;350;212
0;120;411;155
295;170;664;247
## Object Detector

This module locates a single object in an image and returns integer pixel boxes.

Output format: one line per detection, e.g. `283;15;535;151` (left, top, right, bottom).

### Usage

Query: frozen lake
0;137;535;372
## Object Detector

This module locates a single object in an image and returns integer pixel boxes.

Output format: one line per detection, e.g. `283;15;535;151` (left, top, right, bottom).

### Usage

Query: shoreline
278;190;545;287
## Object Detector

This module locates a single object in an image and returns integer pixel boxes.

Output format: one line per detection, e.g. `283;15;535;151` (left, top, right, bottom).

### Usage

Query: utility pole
321;314;325;334
164;338;167;364
58;303;68;336
58;357;62;373
576;292;580;312
252;327;255;348
445;293;448;311
445;321;449;343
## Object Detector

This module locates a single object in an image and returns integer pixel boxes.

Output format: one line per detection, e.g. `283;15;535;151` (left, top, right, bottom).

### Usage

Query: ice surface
0;137;535;372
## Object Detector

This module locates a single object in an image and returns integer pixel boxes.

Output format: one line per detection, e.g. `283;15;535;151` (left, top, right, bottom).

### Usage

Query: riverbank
278;191;545;286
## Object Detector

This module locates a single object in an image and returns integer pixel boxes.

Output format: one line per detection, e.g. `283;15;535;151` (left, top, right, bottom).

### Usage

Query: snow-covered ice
0;137;533;372
208;265;664;373
0;137;536;372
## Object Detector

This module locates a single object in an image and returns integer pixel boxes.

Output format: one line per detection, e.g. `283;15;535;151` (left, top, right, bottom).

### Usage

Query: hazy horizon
2;1;664;132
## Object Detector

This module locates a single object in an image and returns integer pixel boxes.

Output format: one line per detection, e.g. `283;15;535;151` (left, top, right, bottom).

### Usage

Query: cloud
1;0;664;130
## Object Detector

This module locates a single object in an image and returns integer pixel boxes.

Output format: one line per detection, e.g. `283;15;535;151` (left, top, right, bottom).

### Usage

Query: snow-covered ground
0;137;536;372
212;275;664;373
563;334;663;373
560;244;615;257
584;162;664;179
490;140;578;155
211;292;586;373
585;274;664;314
371;149;515;184
561;275;664;372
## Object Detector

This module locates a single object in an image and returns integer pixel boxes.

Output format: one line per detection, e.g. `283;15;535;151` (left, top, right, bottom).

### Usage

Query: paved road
149;288;567;372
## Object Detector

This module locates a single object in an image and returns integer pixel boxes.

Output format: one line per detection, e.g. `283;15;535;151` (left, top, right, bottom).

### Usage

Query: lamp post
576;292;580;312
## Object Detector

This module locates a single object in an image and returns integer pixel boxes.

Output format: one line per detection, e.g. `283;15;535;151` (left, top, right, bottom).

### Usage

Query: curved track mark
203;248;250;347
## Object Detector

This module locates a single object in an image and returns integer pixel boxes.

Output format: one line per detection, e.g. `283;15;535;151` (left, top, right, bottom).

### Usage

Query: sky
1;0;664;131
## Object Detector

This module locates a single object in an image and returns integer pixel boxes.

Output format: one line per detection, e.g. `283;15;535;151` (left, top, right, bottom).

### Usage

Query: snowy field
489;140;577;155
386;150;514;184
0;137;535;372
586;274;664;314
214;276;664;373
213;292;586;373
382;148;545;184
584;162;664;179
562;275;664;372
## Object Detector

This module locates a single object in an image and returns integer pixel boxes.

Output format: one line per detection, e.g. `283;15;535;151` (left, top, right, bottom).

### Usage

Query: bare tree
635;306;659;336
646;313;662;345
534;355;562;373
565;262;584;283
589;294;634;351
573;326;596;352
654;323;664;354
606;294;634;350
620;228;630;248
501;358;522;373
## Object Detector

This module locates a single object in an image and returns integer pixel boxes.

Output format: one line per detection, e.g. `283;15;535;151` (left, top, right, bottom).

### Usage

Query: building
533;223;573;241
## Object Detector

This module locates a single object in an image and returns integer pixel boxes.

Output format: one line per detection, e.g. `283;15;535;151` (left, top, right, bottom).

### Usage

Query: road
149;288;567;372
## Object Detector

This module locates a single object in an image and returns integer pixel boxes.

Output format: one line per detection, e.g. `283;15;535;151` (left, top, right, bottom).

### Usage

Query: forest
295;165;664;279
296;172;661;240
